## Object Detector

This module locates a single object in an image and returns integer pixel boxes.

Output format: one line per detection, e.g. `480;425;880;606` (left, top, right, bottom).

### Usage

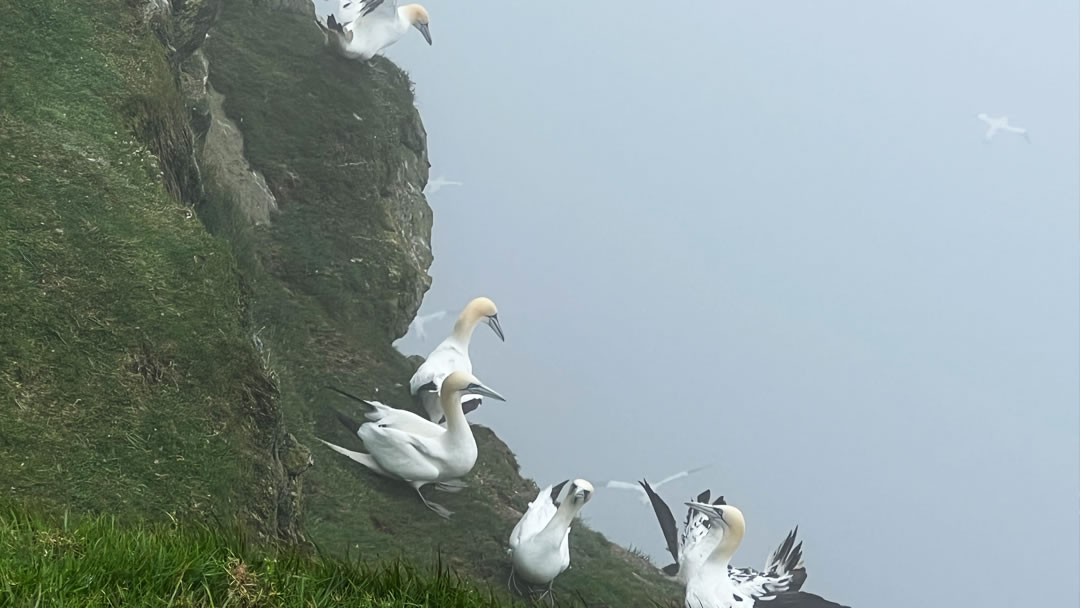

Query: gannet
424;176;462;195
640;480;805;595
312;0;432;61
682;501;850;608
317;371;506;518
407;309;447;341
978;113;1031;143
409;297;504;423
508;479;594;602
604;464;710;505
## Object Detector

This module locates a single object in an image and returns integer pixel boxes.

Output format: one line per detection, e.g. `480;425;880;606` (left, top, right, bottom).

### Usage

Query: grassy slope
0;0;280;533
202;3;681;605
0;509;514;607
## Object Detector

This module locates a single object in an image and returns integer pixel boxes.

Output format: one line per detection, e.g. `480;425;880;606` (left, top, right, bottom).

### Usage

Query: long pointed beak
685;501;725;524
488;315;505;342
469;381;506;402
416;23;432;45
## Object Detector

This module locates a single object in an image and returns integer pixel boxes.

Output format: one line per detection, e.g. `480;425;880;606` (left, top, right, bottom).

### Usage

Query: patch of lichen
0;0;282;537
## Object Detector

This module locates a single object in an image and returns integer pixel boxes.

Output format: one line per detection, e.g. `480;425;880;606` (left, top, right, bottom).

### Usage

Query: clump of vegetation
0;508;520;607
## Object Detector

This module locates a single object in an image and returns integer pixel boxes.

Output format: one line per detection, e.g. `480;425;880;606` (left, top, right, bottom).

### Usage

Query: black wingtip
325;385;369;404
326;14;346;33
550;479;570;504
334;409;363;435
461;398;482;416
661;563;680;577
639;479;680;566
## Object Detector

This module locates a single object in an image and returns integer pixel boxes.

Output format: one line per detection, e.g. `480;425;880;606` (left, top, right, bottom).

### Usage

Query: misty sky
379;2;1079;606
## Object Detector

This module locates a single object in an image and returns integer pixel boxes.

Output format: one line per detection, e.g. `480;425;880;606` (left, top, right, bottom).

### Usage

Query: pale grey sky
386;2;1079;606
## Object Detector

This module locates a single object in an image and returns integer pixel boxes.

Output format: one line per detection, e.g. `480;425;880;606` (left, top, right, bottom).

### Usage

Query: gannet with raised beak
410;297;504;422
604;464;711;505
682;501;851;608
318;371;506;518
508;479;594;602
312;0;431;61
978;113;1031;143
640;480;805;594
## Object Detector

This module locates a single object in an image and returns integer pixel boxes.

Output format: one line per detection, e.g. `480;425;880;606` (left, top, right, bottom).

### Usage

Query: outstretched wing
605;480;646;493
639;480;679;568
656;463;710;487
311;0;365;31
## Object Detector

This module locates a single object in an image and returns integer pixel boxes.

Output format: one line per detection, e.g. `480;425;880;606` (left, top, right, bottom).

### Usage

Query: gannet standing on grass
317;371;506;519
604;464;710;505
978;113;1031;143
639;480;805;595
410;297;505;423
312;0;432;61
508;479;594;603
682;501;851;608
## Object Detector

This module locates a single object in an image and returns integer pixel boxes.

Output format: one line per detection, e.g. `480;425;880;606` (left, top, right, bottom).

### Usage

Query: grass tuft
0;507;526;607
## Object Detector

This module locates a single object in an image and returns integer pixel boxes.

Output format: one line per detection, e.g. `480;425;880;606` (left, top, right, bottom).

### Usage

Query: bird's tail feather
317;439;384;472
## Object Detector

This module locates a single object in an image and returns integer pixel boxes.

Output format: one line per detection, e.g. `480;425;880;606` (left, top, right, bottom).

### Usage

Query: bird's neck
541;500;579;539
440;396;471;435
704;524;742;570
395;7;413;28
450;312;479;346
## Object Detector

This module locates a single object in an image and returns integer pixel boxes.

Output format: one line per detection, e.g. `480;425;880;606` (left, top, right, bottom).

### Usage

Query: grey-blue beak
415;22;432;45
466;381;505;402
488;314;505;342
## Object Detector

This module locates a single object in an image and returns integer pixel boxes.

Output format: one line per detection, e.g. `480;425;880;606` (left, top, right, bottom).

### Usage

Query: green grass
0;0;282;535
0;508;521;607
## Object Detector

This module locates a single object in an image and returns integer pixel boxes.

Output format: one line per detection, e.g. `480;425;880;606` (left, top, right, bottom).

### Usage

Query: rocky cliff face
2;0;680;603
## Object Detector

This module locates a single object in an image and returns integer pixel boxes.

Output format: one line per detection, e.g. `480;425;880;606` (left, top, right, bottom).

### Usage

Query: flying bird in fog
978;113;1030;143
604;465;710;505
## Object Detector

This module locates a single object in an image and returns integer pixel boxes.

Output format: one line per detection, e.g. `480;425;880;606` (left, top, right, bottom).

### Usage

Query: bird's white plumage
318;371;505;518
407;310;447;342
410;339;474;420
311;0;430;61
424;176;462;195
640;483;806;600
680;502;845;608
508;480;593;591
605;465;709;504
356;399;444;437
410;298;503;422
509;483;563;555
978;113;1031;142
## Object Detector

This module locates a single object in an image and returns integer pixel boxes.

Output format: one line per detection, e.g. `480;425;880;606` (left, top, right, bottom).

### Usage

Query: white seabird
681;500;851;608
508;479;594;602
312;0;432;61
409;297;505;423
640;480;805;594
407;309;447;342
317;371;506;519
604;464;710;505
978;113;1030;143
424;176;462;195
